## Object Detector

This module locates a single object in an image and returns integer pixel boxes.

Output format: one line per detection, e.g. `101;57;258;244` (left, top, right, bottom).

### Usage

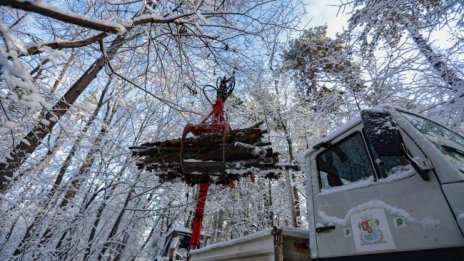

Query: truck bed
189;227;310;261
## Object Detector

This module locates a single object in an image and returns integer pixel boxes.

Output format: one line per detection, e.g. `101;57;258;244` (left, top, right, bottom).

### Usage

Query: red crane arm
184;75;234;251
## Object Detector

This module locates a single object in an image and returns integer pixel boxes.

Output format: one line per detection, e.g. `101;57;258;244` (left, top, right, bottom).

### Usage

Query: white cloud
302;0;350;37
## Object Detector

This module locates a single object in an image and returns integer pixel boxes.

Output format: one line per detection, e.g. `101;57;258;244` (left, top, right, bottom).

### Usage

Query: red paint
184;78;231;250
361;220;372;233
190;183;210;250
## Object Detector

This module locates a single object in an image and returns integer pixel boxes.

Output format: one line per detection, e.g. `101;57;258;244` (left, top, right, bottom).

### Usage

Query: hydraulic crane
131;75;295;251
181;75;233;250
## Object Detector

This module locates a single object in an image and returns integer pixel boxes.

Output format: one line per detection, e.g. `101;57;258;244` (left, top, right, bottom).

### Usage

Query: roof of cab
303;105;401;159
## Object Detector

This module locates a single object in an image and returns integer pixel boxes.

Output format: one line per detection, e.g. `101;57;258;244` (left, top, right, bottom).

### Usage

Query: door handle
316;225;336;233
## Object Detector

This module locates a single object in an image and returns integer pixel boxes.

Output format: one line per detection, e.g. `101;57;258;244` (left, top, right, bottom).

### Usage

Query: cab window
400;111;464;173
370;154;410;179
316;132;375;190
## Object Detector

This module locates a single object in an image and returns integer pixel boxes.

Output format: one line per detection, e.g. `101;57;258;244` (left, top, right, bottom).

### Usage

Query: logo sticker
393;217;406;228
351;208;396;252
359;218;382;242
344;227;351;238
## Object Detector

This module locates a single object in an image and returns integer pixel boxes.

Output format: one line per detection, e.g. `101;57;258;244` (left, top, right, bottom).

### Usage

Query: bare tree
0;1;307;259
345;0;464;124
1;0;304;191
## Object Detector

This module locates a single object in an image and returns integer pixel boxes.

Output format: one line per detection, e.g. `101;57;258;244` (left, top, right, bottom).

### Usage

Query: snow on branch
130;11;242;27
130;13;205;27
1;0;125;33
0;22;51;118
25;32;108;55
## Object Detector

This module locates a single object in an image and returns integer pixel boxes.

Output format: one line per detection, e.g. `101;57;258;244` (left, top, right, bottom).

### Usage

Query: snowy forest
0;0;463;260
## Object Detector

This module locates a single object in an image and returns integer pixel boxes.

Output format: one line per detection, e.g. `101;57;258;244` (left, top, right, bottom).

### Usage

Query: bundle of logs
130;123;292;185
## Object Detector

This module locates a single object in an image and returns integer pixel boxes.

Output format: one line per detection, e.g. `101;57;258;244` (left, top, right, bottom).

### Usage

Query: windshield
399;111;464;173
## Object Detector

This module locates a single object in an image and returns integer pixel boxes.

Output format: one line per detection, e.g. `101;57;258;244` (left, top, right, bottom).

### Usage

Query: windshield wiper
442;144;464;156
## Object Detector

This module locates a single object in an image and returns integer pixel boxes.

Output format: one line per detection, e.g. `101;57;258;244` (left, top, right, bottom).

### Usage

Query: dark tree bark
135;215;162;259
265;180;274;226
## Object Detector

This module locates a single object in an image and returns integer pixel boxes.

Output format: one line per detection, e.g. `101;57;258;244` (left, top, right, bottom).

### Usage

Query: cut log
138;147;274;166
130;126;267;149
130;123;297;185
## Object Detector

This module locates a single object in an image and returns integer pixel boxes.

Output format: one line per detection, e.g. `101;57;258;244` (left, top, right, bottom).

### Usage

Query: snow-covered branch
1;0;125;33
25;32;108;55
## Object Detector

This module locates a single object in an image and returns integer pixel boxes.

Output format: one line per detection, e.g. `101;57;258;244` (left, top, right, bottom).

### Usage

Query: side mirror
361;110;403;156
361;110;429;181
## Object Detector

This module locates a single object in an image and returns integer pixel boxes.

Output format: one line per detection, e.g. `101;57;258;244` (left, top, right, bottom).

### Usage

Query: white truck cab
185;106;464;261
305;106;464;260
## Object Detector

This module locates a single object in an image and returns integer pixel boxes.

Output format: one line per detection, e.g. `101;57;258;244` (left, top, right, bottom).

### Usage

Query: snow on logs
130;125;291;185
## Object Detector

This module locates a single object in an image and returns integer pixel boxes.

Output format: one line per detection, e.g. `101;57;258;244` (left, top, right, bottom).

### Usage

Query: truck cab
305;106;464;260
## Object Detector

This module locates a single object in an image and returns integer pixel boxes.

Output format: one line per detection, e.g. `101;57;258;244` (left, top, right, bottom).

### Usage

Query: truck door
310;122;464;259
397;110;464;236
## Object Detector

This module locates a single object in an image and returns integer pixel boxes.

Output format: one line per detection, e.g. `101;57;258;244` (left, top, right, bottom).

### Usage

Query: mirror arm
313;141;331;150
401;143;430;181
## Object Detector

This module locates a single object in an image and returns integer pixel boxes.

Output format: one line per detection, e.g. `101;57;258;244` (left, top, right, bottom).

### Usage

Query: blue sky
303;0;349;37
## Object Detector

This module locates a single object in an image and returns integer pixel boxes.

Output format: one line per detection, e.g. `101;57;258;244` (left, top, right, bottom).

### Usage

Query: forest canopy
0;0;462;260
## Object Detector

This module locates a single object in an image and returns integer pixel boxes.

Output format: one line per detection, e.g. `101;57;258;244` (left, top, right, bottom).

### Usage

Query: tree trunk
59;84;114;208
113;195;144;260
133;194;165;260
113;232;130;261
272;76;302;227
31;58;50;82
0;33;126;193
12;204;51;257
404;20;464;95
0;215;20;251
9;130;65;256
284;171;297;227
53;152;129;260
50;53;76;95
94;171;149;260
79;177;123;260
280;120;301;227
137;222;158;259
52;81;110;195
12;85;111;256
96;186;135;260
55;153;130;259
37;91;115;250
265;180;274;226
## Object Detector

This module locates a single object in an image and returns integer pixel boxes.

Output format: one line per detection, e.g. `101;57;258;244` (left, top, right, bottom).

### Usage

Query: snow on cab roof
303;116;362;159
303;104;398;159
